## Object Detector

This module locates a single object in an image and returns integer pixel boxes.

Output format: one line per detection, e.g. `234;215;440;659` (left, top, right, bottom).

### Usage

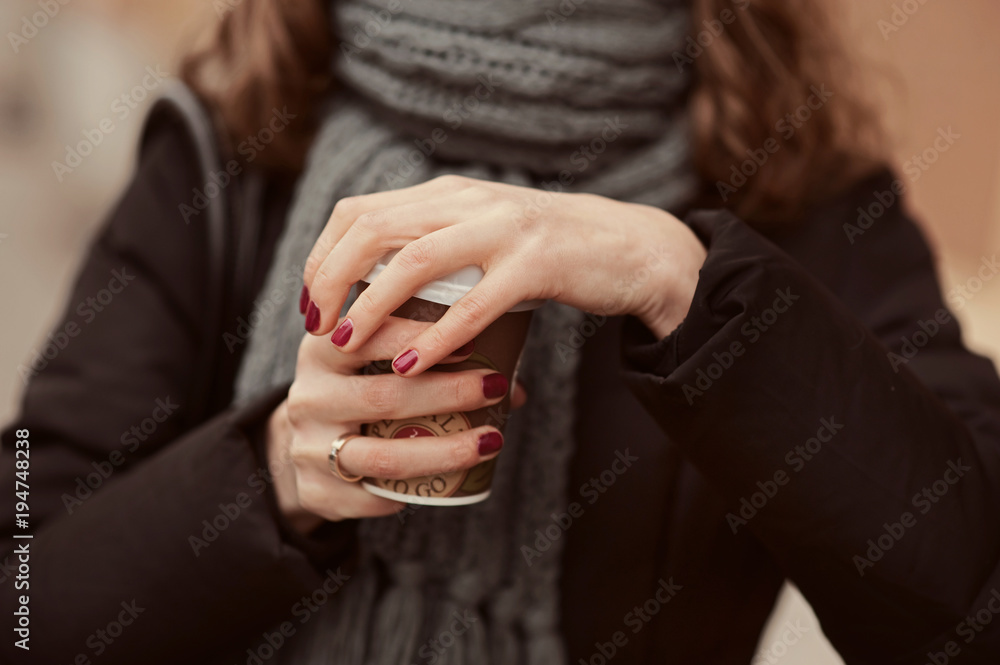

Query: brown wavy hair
181;0;884;224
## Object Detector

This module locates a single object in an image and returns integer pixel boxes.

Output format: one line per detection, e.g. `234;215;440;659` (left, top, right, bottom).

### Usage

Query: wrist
636;215;706;340
267;401;324;534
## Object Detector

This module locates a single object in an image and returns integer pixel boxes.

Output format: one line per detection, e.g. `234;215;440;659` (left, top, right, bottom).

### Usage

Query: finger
320;368;508;424
294;470;406;522
390;269;526;376
303;178;478;333
321;315;434;371
302;176;474;287
317;316;476;372
308;192;496;338
333;220;506;353
302;316;476;378
511;380;527;410
337;424;504;480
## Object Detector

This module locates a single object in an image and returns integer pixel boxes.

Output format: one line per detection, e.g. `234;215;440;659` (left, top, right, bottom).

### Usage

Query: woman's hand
301;175;706;376
266;316;524;534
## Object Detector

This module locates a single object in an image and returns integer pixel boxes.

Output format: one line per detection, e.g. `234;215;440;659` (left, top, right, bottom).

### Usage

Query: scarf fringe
367;563;425;665
423;597;487;665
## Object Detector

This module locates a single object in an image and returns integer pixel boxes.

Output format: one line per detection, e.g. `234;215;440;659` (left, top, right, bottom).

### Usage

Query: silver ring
329;433;363;483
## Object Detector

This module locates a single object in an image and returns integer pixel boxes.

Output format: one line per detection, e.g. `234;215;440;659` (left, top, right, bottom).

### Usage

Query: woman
3;0;1000;663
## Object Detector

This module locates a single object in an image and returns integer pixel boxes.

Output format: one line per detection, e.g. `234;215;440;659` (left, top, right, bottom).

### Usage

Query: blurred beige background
1;1;998;662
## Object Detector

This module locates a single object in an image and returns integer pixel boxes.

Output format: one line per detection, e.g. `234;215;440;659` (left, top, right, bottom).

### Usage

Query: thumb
511;380;528;410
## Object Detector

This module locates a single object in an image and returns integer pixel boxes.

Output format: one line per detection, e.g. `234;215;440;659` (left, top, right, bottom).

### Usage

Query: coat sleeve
620;182;1000;663
0;125;357;665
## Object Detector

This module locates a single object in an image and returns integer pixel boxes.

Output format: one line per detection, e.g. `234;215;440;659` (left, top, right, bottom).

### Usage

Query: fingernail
305;302;321;332
452;340;475;356
331;318;353;347
393;349;418;374
482;373;508;399
299;285;309;315
477;431;503;456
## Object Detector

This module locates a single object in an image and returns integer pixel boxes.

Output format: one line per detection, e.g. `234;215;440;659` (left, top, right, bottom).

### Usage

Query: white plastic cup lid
360;249;544;312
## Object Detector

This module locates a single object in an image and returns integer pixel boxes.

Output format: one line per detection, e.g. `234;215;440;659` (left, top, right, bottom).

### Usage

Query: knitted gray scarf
233;1;695;662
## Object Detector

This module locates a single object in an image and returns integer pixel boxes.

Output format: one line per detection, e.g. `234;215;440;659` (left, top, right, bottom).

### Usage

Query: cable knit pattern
233;1;693;663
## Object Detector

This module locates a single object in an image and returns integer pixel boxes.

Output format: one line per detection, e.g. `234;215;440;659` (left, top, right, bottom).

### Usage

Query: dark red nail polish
477;431;503;455
482;373;508;399
453;340;475;356
331;318;353;347
305;302;321;332
393;349;418;374
299;285;309;315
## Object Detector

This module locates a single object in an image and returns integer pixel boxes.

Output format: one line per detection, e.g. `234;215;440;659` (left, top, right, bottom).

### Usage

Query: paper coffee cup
357;250;542;506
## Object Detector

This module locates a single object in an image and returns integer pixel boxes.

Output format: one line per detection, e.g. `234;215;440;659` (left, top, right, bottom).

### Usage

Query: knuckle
313;261;336;292
333;195;362;219
423;324;452;356
288;435;311;466
443;437;478;474
396;238;435;274
466;184;499;205
361;378;399;414
303;253;323;282
378;332;416;366
496;199;522;222
366;446;399;478
434;174;469;190
354;289;379;315
451;375;477;409
285;384;309;425
354;209;388;235
511;205;539;235
452;292;490;328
